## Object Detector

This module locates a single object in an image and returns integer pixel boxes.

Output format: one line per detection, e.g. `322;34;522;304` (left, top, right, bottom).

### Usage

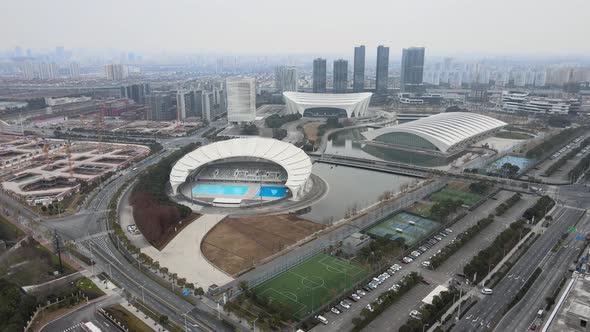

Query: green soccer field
430;188;481;206
254;253;368;320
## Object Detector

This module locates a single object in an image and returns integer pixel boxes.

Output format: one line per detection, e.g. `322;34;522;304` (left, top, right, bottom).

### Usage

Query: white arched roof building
362;112;507;153
283;92;372;118
169;138;312;199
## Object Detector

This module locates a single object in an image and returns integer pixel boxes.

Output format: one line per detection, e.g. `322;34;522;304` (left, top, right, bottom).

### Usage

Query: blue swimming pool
192;184;249;196
490;155;533;170
257;186;288;198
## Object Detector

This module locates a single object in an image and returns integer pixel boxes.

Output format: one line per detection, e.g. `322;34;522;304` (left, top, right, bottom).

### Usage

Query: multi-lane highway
452;206;586;331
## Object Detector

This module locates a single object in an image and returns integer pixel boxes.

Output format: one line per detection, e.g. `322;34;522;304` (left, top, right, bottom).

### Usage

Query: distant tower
275;66;298;92
401;47;425;93
333;59;348;93
375;45;389;94
313;58;327;93
226;77;256;124
353;45;365;92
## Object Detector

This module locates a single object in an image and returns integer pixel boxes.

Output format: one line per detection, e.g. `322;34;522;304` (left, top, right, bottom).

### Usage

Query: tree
501;163;520;177
159;315;169;325
194;287;205;298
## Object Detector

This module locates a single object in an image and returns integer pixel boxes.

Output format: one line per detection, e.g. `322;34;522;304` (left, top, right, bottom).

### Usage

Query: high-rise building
333;59;348;93
275;66;298;92
146;93;175;121
201;91;213;122
19;62;35;80
401;47;425;92
176;90;193;120
226;77;256;123
313;58;327;93
104;64;128;80
376;45;389;94
120;83;150;104
68;62;80;79
38;63;58;80
353;45;365;92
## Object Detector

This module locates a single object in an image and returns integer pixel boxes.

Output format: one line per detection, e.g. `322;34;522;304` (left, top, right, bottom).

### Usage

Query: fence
220;180;446;298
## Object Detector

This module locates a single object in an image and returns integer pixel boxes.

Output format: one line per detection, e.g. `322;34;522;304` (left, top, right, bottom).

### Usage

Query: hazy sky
3;0;590;56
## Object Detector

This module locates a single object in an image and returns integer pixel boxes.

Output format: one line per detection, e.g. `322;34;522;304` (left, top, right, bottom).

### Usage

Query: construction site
0;134;149;209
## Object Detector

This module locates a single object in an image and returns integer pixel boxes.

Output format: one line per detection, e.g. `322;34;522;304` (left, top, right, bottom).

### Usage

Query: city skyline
2;0;590;56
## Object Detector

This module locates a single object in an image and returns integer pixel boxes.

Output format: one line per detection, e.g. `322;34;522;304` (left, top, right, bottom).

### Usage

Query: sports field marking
288;270;327;289
280;291;298;301
317;256;365;278
258;288;307;313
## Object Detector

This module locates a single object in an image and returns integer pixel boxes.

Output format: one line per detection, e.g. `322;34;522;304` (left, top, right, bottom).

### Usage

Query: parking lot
310;190;537;332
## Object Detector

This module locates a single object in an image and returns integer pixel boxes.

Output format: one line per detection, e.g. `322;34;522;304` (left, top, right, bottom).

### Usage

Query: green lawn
254;253;368;320
104;305;154;332
430;188;481;206
75;277;105;299
0;215;25;241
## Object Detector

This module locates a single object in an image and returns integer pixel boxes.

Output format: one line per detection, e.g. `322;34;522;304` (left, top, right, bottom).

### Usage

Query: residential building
313;58;327;93
353;45;365;92
401;47;425;92
146;93;175;121
333;59;348;93
376;45;389;94
104;64;128;80
275;66;298;92
226;77;256;123
68;62;80;79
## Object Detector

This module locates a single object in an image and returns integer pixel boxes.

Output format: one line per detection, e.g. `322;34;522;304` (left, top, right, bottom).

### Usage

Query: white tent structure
169;138;312;199
283;92;373;118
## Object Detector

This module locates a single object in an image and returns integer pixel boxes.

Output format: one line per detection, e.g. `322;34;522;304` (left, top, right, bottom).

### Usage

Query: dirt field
303;122;322;142
202;215;325;276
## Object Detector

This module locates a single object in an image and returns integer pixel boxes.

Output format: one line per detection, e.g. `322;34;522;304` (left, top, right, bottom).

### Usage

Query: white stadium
283;92;373;118
362;112;507;154
169;138;312;206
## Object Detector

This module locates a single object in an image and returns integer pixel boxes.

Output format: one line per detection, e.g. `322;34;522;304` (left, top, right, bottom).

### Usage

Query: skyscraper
275;66;298;92
226;77;256;123
353;45;365;92
313;58;327;93
176;90;193;120
401;47;425;92
104;64;128;80
68;62;80;79
146;93;174;121
376;45;389;94
38;63;58;80
333;59;348;93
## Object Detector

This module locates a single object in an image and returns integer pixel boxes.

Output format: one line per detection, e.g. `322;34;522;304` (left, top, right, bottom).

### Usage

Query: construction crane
96;104;107;153
65;141;74;178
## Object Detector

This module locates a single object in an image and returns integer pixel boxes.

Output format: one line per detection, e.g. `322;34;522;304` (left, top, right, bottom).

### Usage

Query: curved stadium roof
169;138;312;199
283;92;373;118
362;112;507;153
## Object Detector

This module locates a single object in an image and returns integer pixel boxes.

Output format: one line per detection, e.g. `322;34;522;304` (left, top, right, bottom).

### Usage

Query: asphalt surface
494;212;590;332
311;190;536;332
452;206;585;332
40;295;121;332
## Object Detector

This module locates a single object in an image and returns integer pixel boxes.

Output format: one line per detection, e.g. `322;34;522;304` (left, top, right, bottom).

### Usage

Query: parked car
356;289;366;297
350;293;361;302
317;315;329;325
409;310;422;320
402;257;413;264
434;236;443;241
392;264;402;271
330;307;341;315
363;285;373;292
481;288;493;295
421;278;431;285
339;300;351;309
445;228;453;233
421;261;431;268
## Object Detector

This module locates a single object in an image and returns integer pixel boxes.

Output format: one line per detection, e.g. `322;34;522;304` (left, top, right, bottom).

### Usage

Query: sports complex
169;137;315;208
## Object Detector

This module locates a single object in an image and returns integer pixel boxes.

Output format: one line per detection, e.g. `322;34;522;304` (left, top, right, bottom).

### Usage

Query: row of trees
494;193;522;216
468;180;492;195
523;195;555;222
569;151;590;182
545;136;590;176
398;288;460;332
0;278;38;331
526;128;580;159
463;219;529;283
351;272;423;332
265;113;302;128
430;199;464;222
357;237;406;268
430;215;495;269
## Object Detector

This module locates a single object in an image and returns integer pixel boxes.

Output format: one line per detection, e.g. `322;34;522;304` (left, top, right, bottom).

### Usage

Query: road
452;206;586;332
494;212;590;332
40;295;121;332
1;123;241;332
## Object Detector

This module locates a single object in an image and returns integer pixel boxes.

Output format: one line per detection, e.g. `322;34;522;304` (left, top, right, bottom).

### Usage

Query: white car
402;257;413;264
330;307;341;315
340;300;351;309
422;261;431;268
409;310;422;320
356;289;366;297
481;288;493;295
445;229;453;233
317;315;329;325
392;264;402;271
